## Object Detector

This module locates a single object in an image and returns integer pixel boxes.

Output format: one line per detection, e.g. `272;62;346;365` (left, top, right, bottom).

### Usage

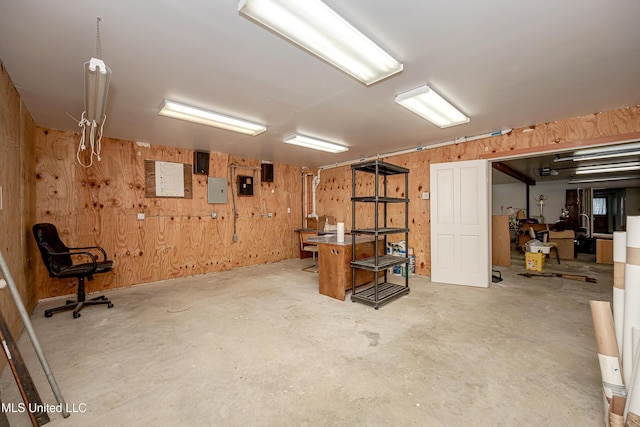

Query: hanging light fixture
575;161;640;175
554;141;640;162
77;17;112;168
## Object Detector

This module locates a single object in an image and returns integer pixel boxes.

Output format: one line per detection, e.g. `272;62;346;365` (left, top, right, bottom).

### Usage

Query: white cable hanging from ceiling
77;17;112;168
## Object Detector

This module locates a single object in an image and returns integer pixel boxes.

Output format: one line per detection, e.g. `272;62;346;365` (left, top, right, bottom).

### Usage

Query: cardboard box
307;215;335;230
548;230;575;259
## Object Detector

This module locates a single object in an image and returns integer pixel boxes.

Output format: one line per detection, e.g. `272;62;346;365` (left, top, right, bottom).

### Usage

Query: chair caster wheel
44;311;53;318
107;303;114;308
73;312;81;319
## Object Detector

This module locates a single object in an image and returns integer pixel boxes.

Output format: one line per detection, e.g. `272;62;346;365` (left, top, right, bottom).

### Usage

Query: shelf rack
350;159;410;309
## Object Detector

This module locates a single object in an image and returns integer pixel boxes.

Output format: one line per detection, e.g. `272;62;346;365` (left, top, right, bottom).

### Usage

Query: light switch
421;192;430;200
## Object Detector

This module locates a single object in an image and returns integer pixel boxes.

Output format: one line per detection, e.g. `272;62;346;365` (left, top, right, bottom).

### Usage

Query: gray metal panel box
207;177;228;204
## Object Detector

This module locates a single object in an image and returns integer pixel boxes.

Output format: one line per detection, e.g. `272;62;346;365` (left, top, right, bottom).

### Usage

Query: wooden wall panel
315;106;640;277
0;62;37;360
34;130;303;299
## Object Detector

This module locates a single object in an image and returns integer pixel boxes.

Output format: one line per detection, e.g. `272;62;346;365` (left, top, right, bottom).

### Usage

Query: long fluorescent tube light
283;134;348;153
554;142;640;162
84;58;111;126
395;85;470;128
568;176;639;184
159;99;266;136
238;0;403;85
575;161;640;175
554;150;640;162
574;142;640;156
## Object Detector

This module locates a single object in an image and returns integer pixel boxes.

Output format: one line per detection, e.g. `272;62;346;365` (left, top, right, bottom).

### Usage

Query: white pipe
319;129;512;171
309;170;321;219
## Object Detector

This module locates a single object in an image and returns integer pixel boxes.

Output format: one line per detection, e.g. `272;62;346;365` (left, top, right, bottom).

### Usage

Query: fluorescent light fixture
159;99;266;136
283;134;348;153
575;161;640;175
574;142;640;156
77;57;111;167
238;0;402;85
554;142;640;162
84;58;111;127
568;176;639;184
395;85;470;128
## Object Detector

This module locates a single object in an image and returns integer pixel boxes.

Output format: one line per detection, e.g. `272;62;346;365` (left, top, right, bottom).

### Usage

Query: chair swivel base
302;264;318;273
44;295;114;319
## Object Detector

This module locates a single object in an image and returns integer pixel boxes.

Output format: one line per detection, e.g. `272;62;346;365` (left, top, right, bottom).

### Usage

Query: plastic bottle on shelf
409;248;416;275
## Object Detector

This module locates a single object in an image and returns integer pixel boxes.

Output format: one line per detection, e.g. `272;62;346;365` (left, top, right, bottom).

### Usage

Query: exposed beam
493;162;536;186
482;132;640;160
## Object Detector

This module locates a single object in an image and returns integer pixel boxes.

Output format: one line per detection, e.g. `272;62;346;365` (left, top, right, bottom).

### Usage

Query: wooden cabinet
317;236;382;301
492;215;511;266
596;239;614;264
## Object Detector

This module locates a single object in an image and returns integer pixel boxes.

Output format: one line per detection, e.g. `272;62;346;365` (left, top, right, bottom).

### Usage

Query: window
593;197;607;215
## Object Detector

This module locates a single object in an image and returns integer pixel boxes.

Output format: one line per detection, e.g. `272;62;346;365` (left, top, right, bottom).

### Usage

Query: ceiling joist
493;162;536;186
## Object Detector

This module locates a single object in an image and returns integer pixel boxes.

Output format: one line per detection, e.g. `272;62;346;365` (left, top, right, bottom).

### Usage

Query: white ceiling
1;1;640;168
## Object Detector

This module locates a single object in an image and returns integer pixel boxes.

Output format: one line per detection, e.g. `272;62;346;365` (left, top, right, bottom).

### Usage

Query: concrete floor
1;253;612;426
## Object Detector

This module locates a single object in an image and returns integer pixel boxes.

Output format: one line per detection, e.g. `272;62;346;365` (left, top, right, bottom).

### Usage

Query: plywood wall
0;63;37;341
34;129;303;299
315;106;640;276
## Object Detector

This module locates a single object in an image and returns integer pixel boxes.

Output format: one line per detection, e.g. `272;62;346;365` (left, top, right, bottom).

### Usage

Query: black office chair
33;223;114;318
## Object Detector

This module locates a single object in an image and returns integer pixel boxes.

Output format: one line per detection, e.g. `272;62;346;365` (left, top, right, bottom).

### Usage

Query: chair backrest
299;231;316;248
33;223;72;275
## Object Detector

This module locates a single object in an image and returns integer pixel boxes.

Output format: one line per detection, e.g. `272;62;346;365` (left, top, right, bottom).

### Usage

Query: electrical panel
238;175;254;196
261;163;274;182
194;151;210;175
208;177;228;204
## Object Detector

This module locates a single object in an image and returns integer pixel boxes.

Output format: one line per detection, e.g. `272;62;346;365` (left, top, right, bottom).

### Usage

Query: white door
430;159;491;287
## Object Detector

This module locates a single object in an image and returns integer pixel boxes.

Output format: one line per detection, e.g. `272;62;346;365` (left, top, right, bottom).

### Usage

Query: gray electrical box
207;177;228;204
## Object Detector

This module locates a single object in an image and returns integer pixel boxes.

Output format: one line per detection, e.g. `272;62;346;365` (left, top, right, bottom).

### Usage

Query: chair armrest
42;248;98;272
68;245;108;261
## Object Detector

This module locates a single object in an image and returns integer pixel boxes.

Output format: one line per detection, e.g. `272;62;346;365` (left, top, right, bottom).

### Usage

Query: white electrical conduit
306;129;512;217
309;171;320;219
318;129;512;171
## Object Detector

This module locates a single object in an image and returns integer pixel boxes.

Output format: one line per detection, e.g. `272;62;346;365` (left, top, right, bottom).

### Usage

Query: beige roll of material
609;395;625;426
615;231;628;286
627;411;640;426
591;300;626;401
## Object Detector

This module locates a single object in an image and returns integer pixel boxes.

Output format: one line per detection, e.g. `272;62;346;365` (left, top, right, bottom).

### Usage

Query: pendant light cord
95;17;102;59
76;17;108;168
